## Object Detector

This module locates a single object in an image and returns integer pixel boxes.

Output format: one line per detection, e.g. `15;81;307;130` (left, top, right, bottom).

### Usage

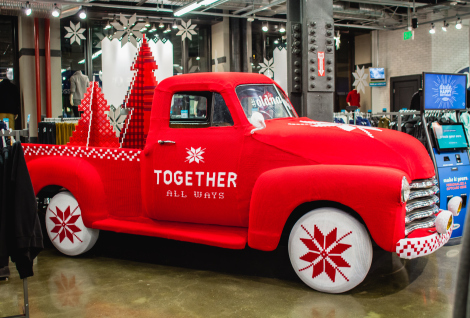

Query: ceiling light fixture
79;9;86;19
164;25;171;33
442;21;449;31
149;24;157;33
196;56;200;60
24;2;32;16
159;19;165;28
274;39;279;44
247;16;255;22
262;21;268;32
456;18;462;29
174;1;202;17
145;17;151;27
429;23;435;34
172;20;178;29
200;0;218;5
279;24;285;33
51;4;60;17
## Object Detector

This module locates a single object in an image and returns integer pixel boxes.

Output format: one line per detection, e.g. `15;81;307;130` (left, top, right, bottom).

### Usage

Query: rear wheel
288;207;372;293
45;191;99;256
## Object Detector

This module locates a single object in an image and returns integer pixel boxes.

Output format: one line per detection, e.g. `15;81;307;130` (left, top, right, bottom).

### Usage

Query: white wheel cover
289;208;372;293
46;191;99;256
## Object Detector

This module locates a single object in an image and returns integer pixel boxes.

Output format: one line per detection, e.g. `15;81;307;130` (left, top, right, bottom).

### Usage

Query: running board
92;218;248;249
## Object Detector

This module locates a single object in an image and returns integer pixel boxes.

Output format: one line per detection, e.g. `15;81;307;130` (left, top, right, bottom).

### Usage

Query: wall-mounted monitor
423;72;467;110
369;68;385;80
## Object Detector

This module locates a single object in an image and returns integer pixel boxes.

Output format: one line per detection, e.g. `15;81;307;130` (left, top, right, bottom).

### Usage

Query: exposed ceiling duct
333;2;384;18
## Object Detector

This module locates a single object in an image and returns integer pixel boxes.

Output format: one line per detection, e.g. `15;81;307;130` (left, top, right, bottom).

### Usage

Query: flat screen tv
423;72;467;110
369;68;385;80
432;123;469;152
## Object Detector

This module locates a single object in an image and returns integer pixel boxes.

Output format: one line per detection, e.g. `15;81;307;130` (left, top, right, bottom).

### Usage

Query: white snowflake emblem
352;66;369;94
111;14;145;48
288;121;381;138
64;22;86;45
177;20;197;41
185;147;205;163
259;58;274;79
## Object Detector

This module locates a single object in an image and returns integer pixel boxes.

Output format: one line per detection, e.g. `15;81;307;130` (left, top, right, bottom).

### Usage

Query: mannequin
69;71;90;117
346;88;361;108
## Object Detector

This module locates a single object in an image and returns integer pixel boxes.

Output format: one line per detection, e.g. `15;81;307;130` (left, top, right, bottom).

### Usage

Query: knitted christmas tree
119;35;158;149
68;81;120;148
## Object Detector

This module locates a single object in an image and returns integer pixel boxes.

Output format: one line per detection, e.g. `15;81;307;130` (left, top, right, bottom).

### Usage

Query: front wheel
45;191;99;256
288;207;372;293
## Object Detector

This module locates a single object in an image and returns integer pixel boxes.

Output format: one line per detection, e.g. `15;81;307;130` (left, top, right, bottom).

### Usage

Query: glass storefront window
251;20;286;73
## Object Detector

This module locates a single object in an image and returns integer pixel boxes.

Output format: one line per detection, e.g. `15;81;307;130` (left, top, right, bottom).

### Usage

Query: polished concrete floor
0;231;462;317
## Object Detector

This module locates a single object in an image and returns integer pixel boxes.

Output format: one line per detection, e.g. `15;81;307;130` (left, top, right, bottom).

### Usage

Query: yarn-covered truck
24;73;460;293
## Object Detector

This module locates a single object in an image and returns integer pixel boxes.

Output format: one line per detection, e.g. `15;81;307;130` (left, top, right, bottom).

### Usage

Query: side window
212;93;234;127
170;92;211;128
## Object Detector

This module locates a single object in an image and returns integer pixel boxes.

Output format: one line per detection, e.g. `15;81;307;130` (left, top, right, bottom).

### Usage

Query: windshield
235;84;297;122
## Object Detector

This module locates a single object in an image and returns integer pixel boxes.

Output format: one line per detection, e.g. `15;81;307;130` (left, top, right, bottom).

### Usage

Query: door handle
158;140;176;145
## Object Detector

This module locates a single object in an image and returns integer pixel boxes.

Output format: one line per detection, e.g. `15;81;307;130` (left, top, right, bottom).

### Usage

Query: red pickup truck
25;73;457;293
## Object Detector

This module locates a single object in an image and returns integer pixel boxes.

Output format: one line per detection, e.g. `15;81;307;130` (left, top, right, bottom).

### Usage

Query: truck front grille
405;177;439;236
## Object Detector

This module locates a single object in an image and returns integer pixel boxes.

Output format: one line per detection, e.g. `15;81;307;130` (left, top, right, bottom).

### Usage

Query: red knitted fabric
68;82;120;147
119;35;158;149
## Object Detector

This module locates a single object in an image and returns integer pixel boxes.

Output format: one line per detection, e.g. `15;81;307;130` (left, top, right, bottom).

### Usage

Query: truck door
145;91;245;227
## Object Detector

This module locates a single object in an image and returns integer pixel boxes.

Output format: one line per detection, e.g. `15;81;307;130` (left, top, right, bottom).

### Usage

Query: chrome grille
405;177;439;236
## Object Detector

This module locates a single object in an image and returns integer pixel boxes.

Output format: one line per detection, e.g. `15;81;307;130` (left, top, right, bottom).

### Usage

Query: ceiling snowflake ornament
177;20;197;41
259;58;274;79
64;21;86;45
289;121;382;138
352;66;369;94
111;13;145;48
185;147;205;163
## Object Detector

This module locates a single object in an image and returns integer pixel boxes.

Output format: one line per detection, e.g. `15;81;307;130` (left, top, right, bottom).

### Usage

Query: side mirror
251;111;266;134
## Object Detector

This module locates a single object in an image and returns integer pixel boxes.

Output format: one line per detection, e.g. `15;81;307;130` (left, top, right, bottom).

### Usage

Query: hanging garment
0;141;43;279
378;117;390;129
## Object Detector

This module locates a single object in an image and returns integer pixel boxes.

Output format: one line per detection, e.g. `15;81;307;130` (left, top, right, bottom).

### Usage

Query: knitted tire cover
45;191;99;256
288;208;373;293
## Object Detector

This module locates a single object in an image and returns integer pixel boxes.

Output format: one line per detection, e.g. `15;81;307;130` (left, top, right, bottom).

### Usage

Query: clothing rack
0;129;30;143
370;110;421;131
1;278;29;318
44;117;80;123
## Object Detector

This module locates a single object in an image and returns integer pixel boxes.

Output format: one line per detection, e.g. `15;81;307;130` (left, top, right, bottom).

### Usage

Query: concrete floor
0;231;461;318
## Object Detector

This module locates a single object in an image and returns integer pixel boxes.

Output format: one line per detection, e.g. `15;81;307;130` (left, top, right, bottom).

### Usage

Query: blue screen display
369;68;385;80
433;124;468;150
424;73;467;110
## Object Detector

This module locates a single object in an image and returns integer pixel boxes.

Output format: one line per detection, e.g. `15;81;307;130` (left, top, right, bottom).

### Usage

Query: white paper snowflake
64;21;86;45
177;20;197;41
259;58;274;79
185;147;205;163
106;105;127;136
352;66;369;94
111;14;145;48
288;121;381;138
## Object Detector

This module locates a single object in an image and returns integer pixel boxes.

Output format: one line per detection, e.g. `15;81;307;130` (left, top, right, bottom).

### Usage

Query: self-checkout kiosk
422;72;469;241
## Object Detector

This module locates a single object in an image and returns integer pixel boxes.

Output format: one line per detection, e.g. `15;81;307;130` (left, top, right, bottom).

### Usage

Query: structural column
34;18;41;126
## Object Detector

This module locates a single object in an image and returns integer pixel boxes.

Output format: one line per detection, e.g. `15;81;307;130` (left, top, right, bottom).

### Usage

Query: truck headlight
448;196;463;216
401;177;410;203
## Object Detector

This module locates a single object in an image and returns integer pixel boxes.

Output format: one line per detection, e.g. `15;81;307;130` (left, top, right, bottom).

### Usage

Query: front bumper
396;214;453;259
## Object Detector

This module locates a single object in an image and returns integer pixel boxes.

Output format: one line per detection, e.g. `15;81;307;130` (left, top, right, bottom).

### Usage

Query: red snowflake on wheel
299;224;352;282
49;206;82;244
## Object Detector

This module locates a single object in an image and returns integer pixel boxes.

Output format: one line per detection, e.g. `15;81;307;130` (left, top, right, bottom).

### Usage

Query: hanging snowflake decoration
188;58;200;73
106;105;127;135
64;22;86;45
299;224;352;283
49;206;82;244
177;20;197;41
352;66;369;94
259;58;274;79
289;121;382;138
111;13;145;48
185;147;205;163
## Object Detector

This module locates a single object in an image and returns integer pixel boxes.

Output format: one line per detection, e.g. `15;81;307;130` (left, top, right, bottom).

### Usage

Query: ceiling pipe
60;5;81;18
201;0;231;12
338;0;427;8
335;23;386;29
241;0;286;17
231;5;252;14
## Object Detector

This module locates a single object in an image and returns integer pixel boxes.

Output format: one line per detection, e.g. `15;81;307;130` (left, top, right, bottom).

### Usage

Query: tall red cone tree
119;35;158;149
68;81;120;148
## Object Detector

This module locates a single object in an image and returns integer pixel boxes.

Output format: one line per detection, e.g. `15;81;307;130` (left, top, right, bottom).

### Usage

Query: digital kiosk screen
432;123;469;152
424;73;467;110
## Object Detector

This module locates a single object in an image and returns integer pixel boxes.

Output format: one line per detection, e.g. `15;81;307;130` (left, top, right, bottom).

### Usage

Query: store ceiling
2;0;470;30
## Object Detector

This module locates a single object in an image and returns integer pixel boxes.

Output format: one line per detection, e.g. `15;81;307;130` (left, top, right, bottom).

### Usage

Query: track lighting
274;39;279;44
140;26;147;32
78;9;86;19
104;20;111;30
262;22;268;32
456;18;462;29
24;2;32;16
196;56;200;60
164;25;171;33
429;23;435;34
149;24;157;33
145;17;151;27
279;24;285;33
442;21;449;31
172;20;178;29
159;19;164;28
51;4;60;17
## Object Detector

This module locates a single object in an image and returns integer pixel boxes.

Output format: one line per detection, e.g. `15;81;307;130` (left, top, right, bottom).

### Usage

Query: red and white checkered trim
24;145;141;162
396;222;452;259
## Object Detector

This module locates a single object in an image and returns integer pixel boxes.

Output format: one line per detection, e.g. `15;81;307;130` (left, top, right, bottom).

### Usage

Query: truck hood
251;118;435;180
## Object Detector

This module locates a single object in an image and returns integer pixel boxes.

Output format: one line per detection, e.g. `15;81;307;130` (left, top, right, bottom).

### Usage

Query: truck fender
247;165;408;252
27;157;108;228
